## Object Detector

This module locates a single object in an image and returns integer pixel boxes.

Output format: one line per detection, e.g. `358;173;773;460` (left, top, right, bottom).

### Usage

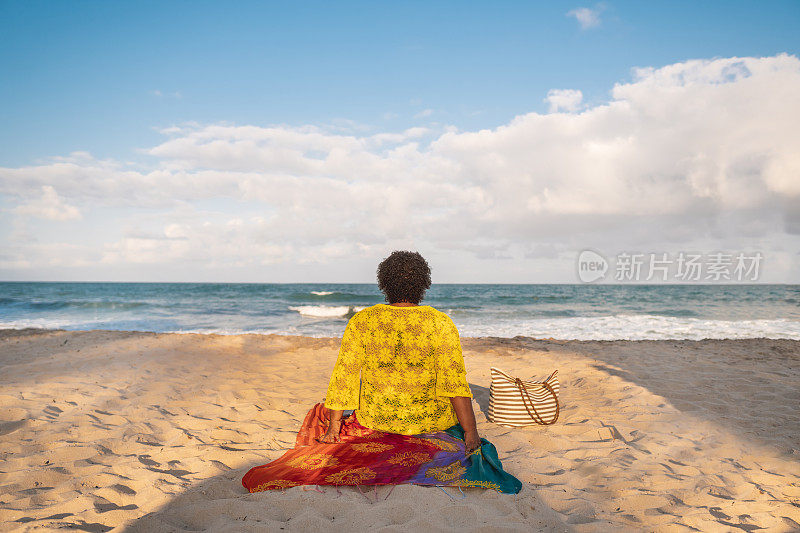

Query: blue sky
2;1;798;165
1;1;799;282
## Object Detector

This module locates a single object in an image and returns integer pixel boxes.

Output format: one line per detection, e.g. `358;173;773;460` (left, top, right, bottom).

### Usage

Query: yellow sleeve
324;314;364;410
434;315;472;398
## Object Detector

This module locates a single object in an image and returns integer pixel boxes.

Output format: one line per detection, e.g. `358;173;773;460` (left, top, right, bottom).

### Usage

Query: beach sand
1;329;799;532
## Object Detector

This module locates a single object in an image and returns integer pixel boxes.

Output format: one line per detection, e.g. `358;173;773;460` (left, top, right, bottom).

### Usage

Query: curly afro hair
376;250;432;304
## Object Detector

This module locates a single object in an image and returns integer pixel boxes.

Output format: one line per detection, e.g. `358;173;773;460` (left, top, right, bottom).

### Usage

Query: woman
242;251;521;494
318;250;481;454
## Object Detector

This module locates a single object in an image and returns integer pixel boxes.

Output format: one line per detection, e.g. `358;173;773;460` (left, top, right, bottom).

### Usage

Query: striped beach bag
487;368;560;427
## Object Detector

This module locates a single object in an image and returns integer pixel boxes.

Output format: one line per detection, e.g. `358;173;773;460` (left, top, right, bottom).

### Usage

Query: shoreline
1;330;798;531
2;326;800;343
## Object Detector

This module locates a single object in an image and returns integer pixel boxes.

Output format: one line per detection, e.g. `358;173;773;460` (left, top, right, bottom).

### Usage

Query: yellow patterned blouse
324;303;472;435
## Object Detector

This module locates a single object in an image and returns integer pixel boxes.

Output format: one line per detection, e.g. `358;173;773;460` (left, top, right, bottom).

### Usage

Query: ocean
0;282;798;340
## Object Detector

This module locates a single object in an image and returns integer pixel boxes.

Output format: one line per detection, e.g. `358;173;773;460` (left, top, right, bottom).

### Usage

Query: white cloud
0;242;97;270
12;185;81;220
545;89;584;112
567;6;602;29
414;108;434;119
1;53;799;281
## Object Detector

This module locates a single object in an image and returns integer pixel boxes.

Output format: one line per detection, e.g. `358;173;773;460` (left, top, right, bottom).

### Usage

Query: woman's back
324;303;472;435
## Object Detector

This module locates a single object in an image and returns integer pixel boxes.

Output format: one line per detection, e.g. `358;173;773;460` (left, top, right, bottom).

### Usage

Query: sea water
0;282;798;340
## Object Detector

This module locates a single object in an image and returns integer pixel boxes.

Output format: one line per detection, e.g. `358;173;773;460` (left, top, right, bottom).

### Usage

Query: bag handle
514;377;560;425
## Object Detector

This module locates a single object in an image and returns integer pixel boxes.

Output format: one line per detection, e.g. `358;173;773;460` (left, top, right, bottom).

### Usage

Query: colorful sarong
242;403;522;494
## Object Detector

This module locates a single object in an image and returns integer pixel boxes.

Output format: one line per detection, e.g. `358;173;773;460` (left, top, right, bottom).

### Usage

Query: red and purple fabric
242;403;522;494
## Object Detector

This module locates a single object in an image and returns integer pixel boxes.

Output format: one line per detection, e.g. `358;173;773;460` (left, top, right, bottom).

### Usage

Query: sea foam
456;314;800;341
287;305;367;318
3;314;798;340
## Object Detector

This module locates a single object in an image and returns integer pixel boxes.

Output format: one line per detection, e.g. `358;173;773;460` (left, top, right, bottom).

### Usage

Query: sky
1;1;799;283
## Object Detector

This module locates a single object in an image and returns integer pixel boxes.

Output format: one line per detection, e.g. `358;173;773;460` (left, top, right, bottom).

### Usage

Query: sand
0;329;799;532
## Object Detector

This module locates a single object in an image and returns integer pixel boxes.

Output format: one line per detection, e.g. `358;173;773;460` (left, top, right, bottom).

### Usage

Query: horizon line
0;280;796;286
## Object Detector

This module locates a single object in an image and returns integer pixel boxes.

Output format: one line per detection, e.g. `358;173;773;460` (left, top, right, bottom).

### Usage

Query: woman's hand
449;396;481;455
316;419;342;444
464;429;481;455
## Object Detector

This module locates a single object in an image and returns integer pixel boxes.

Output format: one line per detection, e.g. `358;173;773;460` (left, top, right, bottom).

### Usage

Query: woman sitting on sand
318;250;481;454
242;251;521;494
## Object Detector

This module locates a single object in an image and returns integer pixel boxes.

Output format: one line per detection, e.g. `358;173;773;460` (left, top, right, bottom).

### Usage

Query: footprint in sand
43;405;63;419
94;500;139;513
111;483;137;495
146;466;194;480
0;419;27;436
0;407;28;435
137;455;160;467
57;520;113;532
